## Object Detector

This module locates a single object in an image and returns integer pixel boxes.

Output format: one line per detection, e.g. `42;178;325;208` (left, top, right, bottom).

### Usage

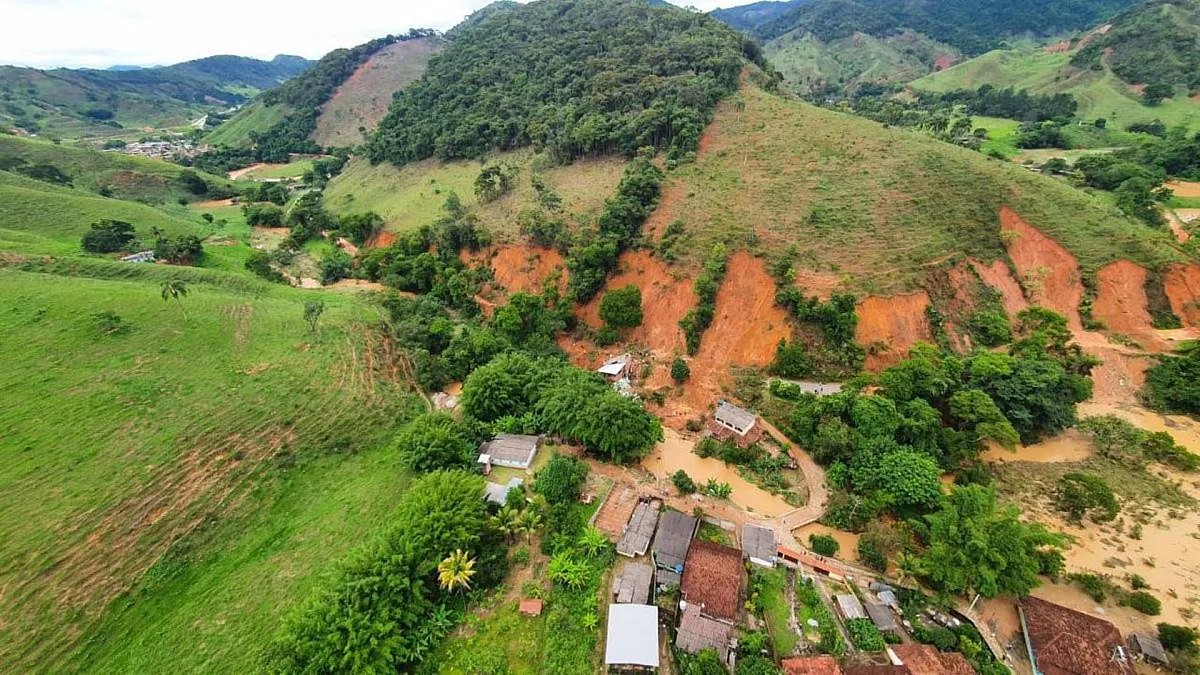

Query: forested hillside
1071;0;1200;90
0;55;310;139
366;0;766;166
204;31;435;160
716;0;1137;94
710;0;810;32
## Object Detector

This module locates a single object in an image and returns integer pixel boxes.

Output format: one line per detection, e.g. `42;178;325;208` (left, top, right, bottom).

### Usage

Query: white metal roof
605;604;659;667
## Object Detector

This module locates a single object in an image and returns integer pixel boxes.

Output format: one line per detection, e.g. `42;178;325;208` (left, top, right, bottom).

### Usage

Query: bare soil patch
1092;260;1155;341
1166;180;1200;198
933;53;958;70
476;244;568;297
970;258;1029;317
855;292;933;371
1163;262;1200;327
999;206;1084;330
579;250;695;354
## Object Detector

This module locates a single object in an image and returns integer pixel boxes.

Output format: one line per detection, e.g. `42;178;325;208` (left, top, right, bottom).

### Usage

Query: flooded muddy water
640;429;793;517
981;431;1092;464
793;523;860;563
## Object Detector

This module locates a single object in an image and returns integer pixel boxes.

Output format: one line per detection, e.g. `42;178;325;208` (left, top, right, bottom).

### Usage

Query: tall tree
437;549;477;592
160;279;189;322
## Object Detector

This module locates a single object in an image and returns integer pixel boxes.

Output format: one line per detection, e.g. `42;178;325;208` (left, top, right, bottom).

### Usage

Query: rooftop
742;523;776;563
782;655;843;675
714;400;756;433
652;510;697;571
681;539;744;622
1128;633;1169;664
598;354;630;376
675;602;732;661
889;644;974;674
518;598;543;617
605;604;659;668
478;434;539;469
1020;596;1134;675
484;477;523;505
617;499;661;557
865;602;898;632
613;562;654;605
835;594;866;621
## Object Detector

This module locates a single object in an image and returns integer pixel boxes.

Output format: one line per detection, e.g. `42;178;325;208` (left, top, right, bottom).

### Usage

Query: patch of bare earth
1164;262;1200;327
579;250;695;354
969;258;1029;317
855;292;933;371
999;206;1083;329
1166;180;1200;198
473;244;568;298
1092;260;1160;347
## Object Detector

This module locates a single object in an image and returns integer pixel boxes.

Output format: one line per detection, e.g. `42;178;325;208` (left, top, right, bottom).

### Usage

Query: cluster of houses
114;139;198;161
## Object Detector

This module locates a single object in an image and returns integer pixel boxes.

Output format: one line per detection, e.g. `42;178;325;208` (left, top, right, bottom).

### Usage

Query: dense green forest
749;0;1136;54
1071;0;1200;90
366;0;766;166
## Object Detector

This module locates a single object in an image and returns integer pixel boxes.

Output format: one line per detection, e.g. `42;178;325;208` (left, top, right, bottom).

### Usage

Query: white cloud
0;0;736;69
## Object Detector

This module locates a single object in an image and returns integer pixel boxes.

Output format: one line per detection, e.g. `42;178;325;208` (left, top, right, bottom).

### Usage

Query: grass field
759;566;799;657
0;134;232;203
649;82;1187;293
766;29;955;94
204;101;288;148
0;170;211;255
971;115;1022;158
235;159;314;181
913;48;1200;130
0;260;422;672
323;150;626;239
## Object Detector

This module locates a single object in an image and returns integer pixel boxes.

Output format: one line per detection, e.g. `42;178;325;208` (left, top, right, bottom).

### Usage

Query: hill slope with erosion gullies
723;0;1136;94
912;0;1200;128
0;55;310;139
204;32;437;158
470;79;1196;414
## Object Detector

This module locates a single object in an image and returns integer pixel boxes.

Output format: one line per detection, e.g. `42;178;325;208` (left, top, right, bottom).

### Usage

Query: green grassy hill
0;134;234;203
0;260;421;672
912;47;1200;129
0;55;310;140
202;100;290;148
651;80;1187;293
765;28;957;94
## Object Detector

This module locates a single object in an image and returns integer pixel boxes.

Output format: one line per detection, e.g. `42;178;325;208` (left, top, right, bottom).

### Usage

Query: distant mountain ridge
0;54;312;138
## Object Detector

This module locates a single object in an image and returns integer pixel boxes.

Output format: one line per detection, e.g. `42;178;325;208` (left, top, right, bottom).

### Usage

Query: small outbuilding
519;598;543;617
652;511;697;572
865;602;898;633
1128;633;1169;665
675;602;732;663
708;400;764;447
613;562;654;605
617;499;661;557
598;354;632;382
605;603;660;671
835;593;867;621
484;477;523;506
477;434;540;471
741;524;776;568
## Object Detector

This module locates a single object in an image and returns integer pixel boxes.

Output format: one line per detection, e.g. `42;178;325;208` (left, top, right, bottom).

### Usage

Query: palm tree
489;506;521;544
516;508;543;545
895;552;925;589
577;525;610;557
437;549;476;593
160;279;189;322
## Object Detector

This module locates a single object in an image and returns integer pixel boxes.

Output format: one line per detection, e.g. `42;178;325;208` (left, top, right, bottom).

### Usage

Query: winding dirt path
757;418;828;548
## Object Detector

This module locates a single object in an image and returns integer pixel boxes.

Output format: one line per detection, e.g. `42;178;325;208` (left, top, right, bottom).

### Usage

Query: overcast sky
0;0;732;69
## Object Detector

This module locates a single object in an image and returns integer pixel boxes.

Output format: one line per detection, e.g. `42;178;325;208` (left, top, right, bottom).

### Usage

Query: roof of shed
835;593;866;620
605;604;659;667
478;434;539;466
742;524;776;561
675;602;732;659
652;510;697;570
1020;596;1134;675
613;562;654;605
617;499;661;557
866;602;898;631
714;400;756;430
681;539;744;622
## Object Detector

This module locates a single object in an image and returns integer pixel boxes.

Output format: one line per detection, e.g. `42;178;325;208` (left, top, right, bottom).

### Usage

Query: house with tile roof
1018;596;1134;675
680;539;744;624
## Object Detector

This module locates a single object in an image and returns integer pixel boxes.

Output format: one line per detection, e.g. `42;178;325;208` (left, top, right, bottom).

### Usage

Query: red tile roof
681;539;744;622
1020;596;1134;675
518;598;543;616
782;655;842;675
890;644;974;675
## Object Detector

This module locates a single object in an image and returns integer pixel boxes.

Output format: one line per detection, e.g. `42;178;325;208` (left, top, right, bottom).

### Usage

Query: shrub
534;455;588;505
846;617;886;651
1068;572;1108;602
1123;590;1162;615
391;413;473;473
81;219;135;253
857;535;888;572
598;285;643;329
671;356;690;383
672;469;697;495
808;533;839;556
769;339;812;378
1158;623;1199;651
1054;473;1118;523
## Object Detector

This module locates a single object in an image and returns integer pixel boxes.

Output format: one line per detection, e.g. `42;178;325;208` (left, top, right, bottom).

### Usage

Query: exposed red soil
999;206;1084;330
1044;40;1071;54
685;251;792;407
643;177;686;240
579;250;696;354
933;53;958;70
855;292;933;371
1166;180;1200;198
366;230;396;248
474;244;568;296
1092;260;1154;336
1166;210;1192;243
1163;262;1200;327
939;263;982;352
970;258;1029;317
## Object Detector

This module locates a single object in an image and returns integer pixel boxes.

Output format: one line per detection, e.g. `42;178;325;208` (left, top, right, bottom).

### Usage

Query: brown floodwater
640;429;793;517
793;523;861;563
980;430;1092;464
